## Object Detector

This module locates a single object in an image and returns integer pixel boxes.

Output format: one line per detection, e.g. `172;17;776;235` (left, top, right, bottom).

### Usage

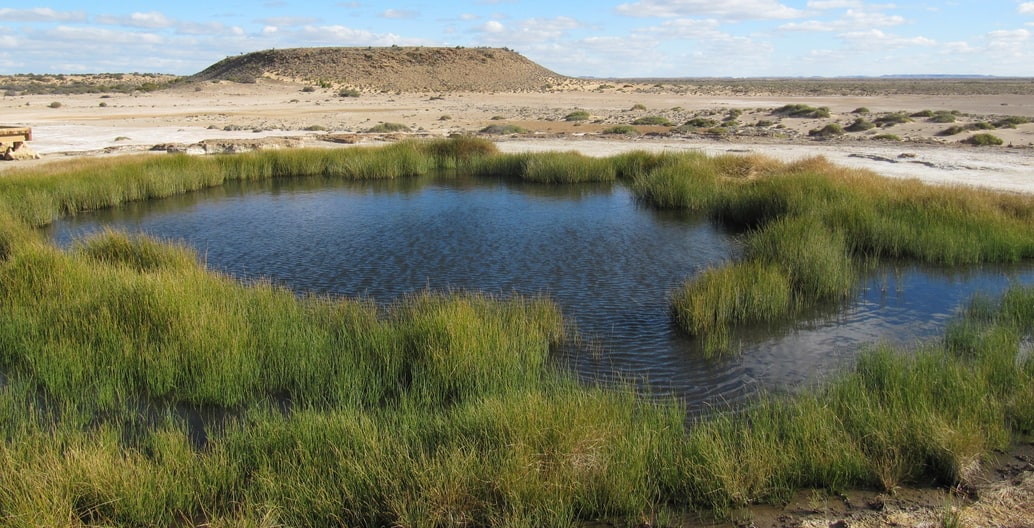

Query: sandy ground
3;78;1034;527
3;79;1034;195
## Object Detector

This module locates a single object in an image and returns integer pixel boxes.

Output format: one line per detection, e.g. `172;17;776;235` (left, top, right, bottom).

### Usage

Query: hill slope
191;47;572;93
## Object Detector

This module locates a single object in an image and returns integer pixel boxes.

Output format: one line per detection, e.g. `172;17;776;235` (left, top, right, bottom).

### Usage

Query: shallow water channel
46;176;1034;412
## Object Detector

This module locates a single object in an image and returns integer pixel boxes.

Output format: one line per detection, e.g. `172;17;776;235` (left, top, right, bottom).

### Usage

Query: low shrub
938;125;967;136
366;122;410;133
630;103;647;111
851;107;871;114
683;117;719;128
48;101;62;108
479;124;528;135
993;116;1031;129
772;104;830;118
845;118;875;132
631;116;673;126
563;110;591;122
808;123;845;138
964;133;1004;146
928;111;958;123
338;88;360;97
874;113;912;127
602;125;640;136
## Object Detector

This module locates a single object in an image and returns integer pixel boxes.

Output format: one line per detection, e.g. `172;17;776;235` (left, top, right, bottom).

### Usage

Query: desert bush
772;104;830;118
808;124;845;138
993;116;1031;128
338;88;360;97
938;125;967;136
964;133;1004;146
563;110;591;121
845;118;875;132
754;120;775;127
911;109;935;118
630;103;647;111
366;122;410;133
683;117;719;128
301;86;316;93
479;124;527;135
851;107;870;114
874;113;912;127
872;134;902;141
47;101;62;108
602;125;640;135
929;111;958;123
631;116;673;126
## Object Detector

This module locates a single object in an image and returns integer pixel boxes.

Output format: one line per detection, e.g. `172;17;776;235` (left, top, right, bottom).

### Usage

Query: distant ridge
191;46;572;93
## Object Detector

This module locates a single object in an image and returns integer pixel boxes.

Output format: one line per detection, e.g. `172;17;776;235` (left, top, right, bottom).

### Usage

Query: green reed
2;142;1034;525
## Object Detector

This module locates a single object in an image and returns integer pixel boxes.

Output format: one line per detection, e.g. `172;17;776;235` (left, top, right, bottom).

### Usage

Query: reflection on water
45;176;1034;412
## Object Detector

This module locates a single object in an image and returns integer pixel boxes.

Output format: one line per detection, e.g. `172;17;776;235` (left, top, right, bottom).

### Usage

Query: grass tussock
2;143;1034;524
626;149;1034;354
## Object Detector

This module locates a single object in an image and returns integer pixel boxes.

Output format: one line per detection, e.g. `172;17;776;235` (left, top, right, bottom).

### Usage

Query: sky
0;1;1032;78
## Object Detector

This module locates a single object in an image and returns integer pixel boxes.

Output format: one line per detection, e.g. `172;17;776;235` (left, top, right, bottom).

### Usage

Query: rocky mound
191;47;571;93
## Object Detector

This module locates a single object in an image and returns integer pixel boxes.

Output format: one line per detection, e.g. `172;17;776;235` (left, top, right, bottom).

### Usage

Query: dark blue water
45;176;1034;410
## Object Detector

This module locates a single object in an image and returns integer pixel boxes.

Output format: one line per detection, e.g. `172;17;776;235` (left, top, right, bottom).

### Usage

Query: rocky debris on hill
190;46;572;93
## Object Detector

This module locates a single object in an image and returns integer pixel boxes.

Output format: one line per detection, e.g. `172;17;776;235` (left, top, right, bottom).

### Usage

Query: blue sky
0;1;1031;77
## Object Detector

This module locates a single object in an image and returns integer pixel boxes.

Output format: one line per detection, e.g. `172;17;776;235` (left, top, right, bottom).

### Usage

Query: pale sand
3;79;1033;195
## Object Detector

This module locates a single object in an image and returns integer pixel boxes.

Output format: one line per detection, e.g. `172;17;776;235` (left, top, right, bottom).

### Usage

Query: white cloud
480;20;505;33
1020;2;1034;14
615;0;803;20
781;8;904;31
0;8;86;22
263;26;278;35
473;16;583;44
988;28;1031;41
807;0;861;8
839;28;935;49
96;11;174;29
258;17;320;27
48;26;165;45
381;9;418;20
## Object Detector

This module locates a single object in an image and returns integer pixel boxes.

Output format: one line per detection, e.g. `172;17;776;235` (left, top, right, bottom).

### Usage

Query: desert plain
3;72;1034;197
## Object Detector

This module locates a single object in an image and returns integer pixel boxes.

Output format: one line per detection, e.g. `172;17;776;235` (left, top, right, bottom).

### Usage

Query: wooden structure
0;126;38;160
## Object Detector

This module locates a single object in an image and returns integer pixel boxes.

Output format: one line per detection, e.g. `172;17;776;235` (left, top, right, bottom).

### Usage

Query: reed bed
629;151;1034;354
2;141;1034;525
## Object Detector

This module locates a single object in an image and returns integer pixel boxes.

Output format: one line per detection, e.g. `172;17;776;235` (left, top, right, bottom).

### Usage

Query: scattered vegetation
994;116;1032;128
964;133;1004;146
772;104;831;118
366;122;410;133
808;123;845;138
874;113;913;127
602;125;640;136
479;124;528;135
682;117;720;128
338;88;361;97
631;116;673;126
845;118;876;132
872;133;902;141
563;110;591;121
